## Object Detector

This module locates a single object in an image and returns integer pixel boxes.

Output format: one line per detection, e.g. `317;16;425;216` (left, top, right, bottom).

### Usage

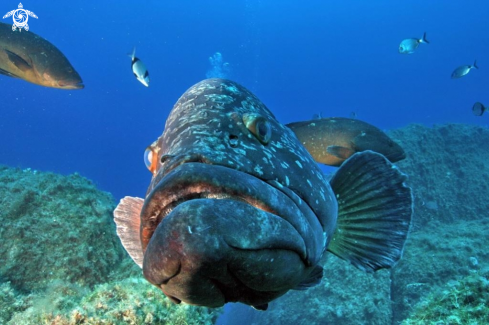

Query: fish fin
293;265;323;290
114;196;145;268
0;67;20;78
327;150;413;272
421;32;429;44
5;50;31;72
473;60;478;69
326;145;355;160
252;304;268;311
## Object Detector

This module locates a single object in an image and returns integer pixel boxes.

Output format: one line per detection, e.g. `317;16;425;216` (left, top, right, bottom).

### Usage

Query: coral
401;269;489;324
206;52;230;79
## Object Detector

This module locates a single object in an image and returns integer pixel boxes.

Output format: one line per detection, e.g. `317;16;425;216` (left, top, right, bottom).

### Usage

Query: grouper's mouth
139;162;324;308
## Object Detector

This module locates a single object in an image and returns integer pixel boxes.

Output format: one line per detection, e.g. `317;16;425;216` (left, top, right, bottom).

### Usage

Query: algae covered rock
0;281;31;324
401;268;489;325
389;124;489;228
391;218;489;322
7;278;220;325
0;165;125;292
248;254;392;325
388;124;489;323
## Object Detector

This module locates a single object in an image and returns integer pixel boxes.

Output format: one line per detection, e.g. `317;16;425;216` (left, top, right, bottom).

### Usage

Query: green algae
401;269;489;325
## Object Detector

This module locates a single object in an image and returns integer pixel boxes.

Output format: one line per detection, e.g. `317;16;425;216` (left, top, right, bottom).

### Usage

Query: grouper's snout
142;198;311;308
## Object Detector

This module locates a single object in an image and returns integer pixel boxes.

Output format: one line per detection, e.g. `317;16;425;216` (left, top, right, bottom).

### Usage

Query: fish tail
327;150;413;272
421;32;429;44
128;47;136;61
473;60;479;69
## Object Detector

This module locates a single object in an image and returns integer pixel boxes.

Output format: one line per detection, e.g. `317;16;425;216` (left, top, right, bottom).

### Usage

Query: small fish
114;79;413;310
451;60;478;79
287;117;406;167
0;22;83;89
472;102;486;116
398;32;429;54
129;47;149;87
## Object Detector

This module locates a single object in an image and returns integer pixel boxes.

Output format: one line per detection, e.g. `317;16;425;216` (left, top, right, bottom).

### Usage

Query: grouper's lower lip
139;162;324;307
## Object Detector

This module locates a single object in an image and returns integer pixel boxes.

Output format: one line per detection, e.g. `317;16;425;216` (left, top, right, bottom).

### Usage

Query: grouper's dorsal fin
114;196;144;268
5;49;32;72
327;150;413;272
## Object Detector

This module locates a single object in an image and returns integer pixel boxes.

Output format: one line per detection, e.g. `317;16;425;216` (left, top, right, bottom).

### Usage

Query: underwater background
1;0;488;324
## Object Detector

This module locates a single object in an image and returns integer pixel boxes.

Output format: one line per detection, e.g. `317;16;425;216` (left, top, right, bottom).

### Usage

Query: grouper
287;117;406;166
114;78;413;310
0;22;83;89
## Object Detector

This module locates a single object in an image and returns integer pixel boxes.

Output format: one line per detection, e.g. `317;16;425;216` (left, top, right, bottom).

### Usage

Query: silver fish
129;47;149;87
451;60;478;79
399;32;429;54
114;78;413;310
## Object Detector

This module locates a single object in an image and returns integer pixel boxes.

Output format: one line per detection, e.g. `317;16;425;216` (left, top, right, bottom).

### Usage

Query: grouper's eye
242;113;272;145
144;146;159;174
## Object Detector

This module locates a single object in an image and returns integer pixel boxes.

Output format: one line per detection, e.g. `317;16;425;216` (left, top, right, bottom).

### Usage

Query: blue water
1;0;488;204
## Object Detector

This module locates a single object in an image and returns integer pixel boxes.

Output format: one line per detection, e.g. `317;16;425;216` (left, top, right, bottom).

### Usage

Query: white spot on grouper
285;175;290;186
295;160;303;168
307;179;312;187
254;165;263;176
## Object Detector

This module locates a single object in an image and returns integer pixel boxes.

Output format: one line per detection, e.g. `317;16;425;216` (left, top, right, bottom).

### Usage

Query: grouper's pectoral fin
114;196;145;268
326;145;355;160
5;49;32;72
327;150;413;272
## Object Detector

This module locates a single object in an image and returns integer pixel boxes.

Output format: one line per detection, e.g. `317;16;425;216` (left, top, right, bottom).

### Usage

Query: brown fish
287;117;406;166
0;22;83;89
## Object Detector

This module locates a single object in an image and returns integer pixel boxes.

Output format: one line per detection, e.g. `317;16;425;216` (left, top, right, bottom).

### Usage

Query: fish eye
242;113;272;145
144;146;159;174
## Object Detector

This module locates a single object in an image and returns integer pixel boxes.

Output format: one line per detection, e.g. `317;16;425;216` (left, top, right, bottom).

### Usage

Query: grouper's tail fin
327;150;413;272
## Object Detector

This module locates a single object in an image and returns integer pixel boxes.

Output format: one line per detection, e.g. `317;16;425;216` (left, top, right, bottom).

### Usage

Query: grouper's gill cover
141;79;337;307
114;78;413;309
